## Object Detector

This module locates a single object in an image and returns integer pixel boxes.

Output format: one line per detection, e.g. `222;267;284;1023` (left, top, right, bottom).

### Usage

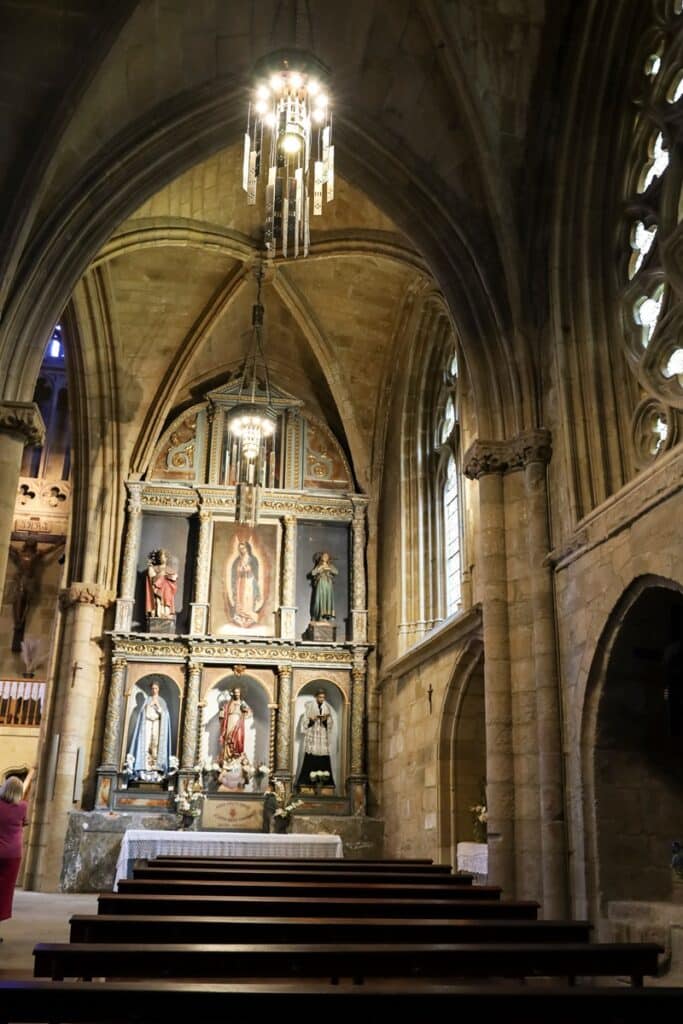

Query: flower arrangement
470;802;488;844
309;770;330;783
175;781;205;825
271;779;303;821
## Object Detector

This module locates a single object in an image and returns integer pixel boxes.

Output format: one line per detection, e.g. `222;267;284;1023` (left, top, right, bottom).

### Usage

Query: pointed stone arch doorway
583;575;683;917
438;637;486;869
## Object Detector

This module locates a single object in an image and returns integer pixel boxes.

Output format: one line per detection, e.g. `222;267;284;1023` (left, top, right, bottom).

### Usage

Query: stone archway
586;577;683;909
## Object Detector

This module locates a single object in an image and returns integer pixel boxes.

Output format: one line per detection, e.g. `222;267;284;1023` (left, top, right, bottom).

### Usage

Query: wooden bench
2;978;682;1023
151;856;455;874
33;939;663;987
71;913;592;944
117;878;498;901
97;892;537;919
134;864;473;885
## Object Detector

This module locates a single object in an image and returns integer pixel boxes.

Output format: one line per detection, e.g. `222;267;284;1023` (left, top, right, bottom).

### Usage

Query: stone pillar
114;484;143;631
0;401;45;597
100;657;128;768
190;509;212;634
351;500;368;643
38;582;115;888
279;515;297;639
464;441;515;897
520;429;568;918
349;654;368;814
181;661;202;770
275;664;293;781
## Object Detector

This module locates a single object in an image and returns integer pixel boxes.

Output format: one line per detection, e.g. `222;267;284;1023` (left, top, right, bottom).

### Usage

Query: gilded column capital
111;656;127;672
59;582;116;610
277;664;293;682
0;401;46;446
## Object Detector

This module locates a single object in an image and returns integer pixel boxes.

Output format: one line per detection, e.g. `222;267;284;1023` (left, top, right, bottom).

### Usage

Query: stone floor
0;889;97;978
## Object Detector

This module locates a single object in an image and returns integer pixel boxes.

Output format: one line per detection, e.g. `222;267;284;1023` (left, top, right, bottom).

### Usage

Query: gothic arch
437;634;485;868
581;573;683;919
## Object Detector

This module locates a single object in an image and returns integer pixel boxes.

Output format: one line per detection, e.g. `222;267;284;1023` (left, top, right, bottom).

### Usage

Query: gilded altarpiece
96;381;369;831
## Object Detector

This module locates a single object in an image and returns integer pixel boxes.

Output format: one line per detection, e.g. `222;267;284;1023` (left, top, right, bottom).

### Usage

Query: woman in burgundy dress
0;769;33;936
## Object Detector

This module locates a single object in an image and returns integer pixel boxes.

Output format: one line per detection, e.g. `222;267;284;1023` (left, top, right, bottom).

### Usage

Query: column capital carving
198;507;211;522
283;515;297;527
188;660;203;676
125;482;143;515
463;429;552;479
59;582;116;610
277;663;293;681
0;401;46;446
111;656;127;672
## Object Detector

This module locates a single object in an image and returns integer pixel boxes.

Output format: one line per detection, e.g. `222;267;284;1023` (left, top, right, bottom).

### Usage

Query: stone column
38;582;115;888
181;661;202;770
464;441;515;897
100;657;128;768
190;509;212;634
114;484;143;631
519;429;568;918
348;654;368;814
351;500;368;643
279;515;297;639
275;664;293;780
0;401;45;597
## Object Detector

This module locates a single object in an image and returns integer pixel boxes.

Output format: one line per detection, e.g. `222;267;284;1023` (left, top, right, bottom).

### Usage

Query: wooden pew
33;939;663;987
97;892;538;919
71;914;591;944
117;878;499;900
2;978;682;1023
151;856;455;874
134;864;474;885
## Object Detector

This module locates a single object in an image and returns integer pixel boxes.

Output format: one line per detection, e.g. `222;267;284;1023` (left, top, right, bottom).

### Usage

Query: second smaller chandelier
243;50;334;259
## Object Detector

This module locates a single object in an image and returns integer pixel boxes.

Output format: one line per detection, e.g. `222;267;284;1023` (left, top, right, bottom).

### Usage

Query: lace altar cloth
114;829;343;888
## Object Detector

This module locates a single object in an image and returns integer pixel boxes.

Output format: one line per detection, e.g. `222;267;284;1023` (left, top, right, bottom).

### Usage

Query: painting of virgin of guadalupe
210;522;279;637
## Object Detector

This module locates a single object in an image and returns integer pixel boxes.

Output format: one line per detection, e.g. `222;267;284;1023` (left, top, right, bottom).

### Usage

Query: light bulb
282;132;301;154
256;84;270;100
254;100;268;115
290;72;303;89
313;107;326;123
265;112;277;128
270;73;284;91
317;94;328;107
308;79;320;96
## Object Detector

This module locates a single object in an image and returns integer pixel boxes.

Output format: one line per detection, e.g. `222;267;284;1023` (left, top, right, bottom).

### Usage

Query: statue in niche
218;684;253;763
296;687;335;790
309;551;338;621
146;549;178;620
127;681;172;781
304;551;338;642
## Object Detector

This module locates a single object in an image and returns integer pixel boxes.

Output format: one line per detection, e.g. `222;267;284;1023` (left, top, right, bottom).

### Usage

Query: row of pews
1;854;682;1021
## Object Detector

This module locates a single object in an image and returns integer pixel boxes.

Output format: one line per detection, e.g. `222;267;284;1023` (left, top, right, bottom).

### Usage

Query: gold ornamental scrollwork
140;487;198;509
112;638;187;659
188;642;354;665
263;498;353;520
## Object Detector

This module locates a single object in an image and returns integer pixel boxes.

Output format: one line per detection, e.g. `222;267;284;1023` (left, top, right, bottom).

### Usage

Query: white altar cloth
114;829;343;888
456;841;488;883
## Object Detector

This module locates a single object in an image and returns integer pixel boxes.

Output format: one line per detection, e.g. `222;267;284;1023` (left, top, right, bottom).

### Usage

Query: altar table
114;829;343;888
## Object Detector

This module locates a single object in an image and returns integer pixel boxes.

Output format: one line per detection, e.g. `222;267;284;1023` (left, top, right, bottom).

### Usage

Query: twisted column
279;515;297;639
100;657;128;768
351;500;368;643
275;665;293;777
114;484;143;631
181;662;202;769
190;508;212;634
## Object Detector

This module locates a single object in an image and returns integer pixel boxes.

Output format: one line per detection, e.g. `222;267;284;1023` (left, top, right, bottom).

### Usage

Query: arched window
434;347;462;619
398;300;467;652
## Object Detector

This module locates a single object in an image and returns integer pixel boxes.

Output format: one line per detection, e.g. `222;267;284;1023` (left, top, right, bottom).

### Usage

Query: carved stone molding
463;429;552;479
59;582;116;610
125;482;143;515
0;401;46;446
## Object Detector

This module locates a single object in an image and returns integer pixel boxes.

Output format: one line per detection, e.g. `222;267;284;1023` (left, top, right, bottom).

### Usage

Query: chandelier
226;263;277;525
243;49;334;258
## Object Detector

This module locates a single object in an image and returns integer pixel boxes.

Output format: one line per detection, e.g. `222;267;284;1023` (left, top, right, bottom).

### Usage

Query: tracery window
434;347;462;618
620;3;683;465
